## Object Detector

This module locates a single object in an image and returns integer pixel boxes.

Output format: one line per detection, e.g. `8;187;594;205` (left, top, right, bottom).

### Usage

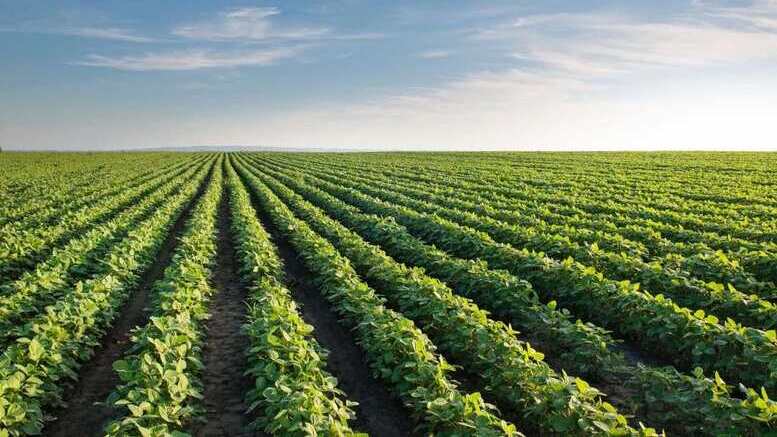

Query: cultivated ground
0;151;776;436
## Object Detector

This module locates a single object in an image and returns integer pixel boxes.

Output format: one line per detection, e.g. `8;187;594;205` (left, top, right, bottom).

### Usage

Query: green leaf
28;339;44;361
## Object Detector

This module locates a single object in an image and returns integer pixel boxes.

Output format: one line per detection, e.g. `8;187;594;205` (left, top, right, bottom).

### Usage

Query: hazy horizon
5;145;777;153
2;0;777;151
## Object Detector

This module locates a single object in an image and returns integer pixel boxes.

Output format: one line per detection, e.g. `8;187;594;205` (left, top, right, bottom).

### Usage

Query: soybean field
1;151;777;437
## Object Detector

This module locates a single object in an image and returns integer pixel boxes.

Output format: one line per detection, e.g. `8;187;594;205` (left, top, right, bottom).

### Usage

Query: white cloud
204;64;776;150
418;50;452;59
72;7;380;72
60;27;154;43
474;10;777;79
75;47;304;71
171;7;383;42
213;8;777;150
172;7;330;41
696;0;777;31
0;25;153;42
7;3;777;149
9;63;775;149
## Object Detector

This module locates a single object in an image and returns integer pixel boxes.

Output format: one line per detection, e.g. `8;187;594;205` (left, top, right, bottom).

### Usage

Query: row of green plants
378;150;774;209
236;158;654;436
0;155;198;238
394;162;776;297
0;152;142;205
0;158;215;436
435;160;777;280
233;159;520;436
299;157;776;298
385;167;774;288
225;161;360;435
285;161;777;330
278;151;777;233
249;159;777;436
351;154;777;240
0;156;209;281
104;159;223;436
251;158;777;395
437;180;776;297
0;154;193;229
0;160;209;349
280;155;777;287
246;161;618;378
500;152;777;210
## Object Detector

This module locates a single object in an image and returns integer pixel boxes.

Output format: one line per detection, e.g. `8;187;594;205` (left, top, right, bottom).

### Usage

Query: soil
248;159;670;429
191;187;259;437
355;274;522;431
44;165;213;437
249;184;417;437
253;157;679;372
611;339;668;368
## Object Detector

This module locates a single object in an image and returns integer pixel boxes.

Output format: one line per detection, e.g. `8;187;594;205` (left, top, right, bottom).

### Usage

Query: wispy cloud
172;7;330;41
244;5;777;149
696;0;777;31
473;9;777;79
60;27;154;43
233;61;776;150
0;25;153;42
75;47;305;71
171;7;383;42
418;50;452;59
70;6;382;72
328;32;386;40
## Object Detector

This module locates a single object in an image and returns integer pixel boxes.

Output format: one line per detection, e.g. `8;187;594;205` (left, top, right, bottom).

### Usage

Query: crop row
233;157;520;436
245;156;777;395
105;157;223;435
235;157;661;436
224;161;358;435
271;158;777;330
369;151;775;211
293;155;777;296
0;159;210;348
0;155;211;281
0;154;195;228
0;157;214;435
330;153;777;234
244;157;777;435
278;155;777;286
0;155;202;236
269;155;777;298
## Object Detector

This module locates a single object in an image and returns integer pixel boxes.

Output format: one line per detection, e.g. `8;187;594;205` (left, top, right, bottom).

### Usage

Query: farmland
1;151;776;436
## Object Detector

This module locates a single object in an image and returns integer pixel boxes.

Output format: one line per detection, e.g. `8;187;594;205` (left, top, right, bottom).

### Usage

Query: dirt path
192;187;257;437
251;192;417;437
45;166;213;437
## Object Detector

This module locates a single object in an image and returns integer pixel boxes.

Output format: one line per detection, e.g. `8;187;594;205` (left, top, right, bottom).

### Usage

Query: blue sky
1;0;776;150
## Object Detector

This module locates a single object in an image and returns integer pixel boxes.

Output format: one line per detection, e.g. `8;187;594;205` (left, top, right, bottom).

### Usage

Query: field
1;151;777;436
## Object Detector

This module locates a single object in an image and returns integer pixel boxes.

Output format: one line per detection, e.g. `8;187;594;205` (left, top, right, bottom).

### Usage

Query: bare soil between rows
245;167;417;437
191;183;259;437
45;165;213;437
252;160;659;431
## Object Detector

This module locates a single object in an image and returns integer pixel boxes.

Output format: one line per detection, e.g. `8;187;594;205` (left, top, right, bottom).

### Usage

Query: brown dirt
191;185;259;437
248;180;417;437
44;164;213;437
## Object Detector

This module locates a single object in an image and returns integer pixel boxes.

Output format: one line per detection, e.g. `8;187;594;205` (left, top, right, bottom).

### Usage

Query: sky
1;0;776;151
